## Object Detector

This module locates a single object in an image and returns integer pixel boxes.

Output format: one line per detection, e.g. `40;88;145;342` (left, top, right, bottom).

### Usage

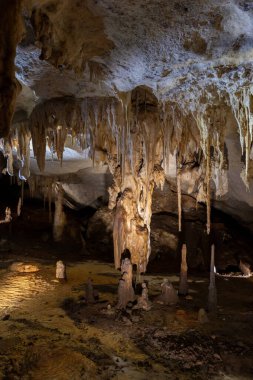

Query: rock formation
1;0;253;273
178;244;189;296
85;278;96;303
56;260;66;282
53;183;66;242
0;207;12;224
207;244;217;314
0;0;23;137
239;260;252;277
134;282;151;311
116;257;135;309
156;279;178;306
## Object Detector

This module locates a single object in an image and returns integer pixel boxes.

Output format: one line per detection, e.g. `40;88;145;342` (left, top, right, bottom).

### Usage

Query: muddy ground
0;202;252;379
0;256;252;380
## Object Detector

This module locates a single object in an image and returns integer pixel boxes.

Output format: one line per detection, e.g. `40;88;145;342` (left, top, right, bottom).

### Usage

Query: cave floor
0;253;252;380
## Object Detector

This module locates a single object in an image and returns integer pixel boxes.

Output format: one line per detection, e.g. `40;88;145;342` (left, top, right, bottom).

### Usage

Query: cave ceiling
1;0;253;242
16;0;253;110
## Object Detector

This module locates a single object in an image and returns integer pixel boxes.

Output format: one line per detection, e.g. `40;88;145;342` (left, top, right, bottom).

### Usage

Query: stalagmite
48;180;53;223
156;279;178;305
198;308;209;324
85;278;96;303
0;207;12;224
134;282;151;311
56;260;67;282
178;244;189;296
21;180;24;206
207;244;217;314
53;183;66;241
116;257;135;309
239;260;252;277
5;207;12;223
17;197;22;217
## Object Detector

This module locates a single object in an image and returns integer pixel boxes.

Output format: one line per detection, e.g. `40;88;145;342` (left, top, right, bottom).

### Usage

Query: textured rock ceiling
16;0;253;109
2;0;253;270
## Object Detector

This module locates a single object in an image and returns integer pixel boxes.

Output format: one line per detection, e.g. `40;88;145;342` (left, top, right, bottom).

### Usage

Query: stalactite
177;161;182;232
16;122;31;180
17;197;22;217
48;180;53;223
206;139;211;235
15;90;235;273
3;139;14;176
29;98;86;171
229;88;253;187
194;108;227;235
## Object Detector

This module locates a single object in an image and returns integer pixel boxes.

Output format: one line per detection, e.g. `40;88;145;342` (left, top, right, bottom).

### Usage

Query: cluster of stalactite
1;86;253;271
29;97;87;171
229;87;253;188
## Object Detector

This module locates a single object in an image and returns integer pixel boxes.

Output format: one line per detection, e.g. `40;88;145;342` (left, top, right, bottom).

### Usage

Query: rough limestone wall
0;0;23;137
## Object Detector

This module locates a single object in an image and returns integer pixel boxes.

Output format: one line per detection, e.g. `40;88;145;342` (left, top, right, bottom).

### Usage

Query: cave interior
0;1;253;379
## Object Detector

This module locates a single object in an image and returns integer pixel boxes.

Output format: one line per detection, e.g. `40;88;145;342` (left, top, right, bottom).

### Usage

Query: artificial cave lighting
0;1;253;379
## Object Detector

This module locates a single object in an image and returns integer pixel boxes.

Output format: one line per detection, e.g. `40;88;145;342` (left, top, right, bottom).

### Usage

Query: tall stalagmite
178;244;189;296
53;183;66;241
207;244;217;314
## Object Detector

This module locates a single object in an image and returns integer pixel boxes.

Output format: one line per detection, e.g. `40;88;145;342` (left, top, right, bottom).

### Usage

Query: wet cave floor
0;205;253;379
